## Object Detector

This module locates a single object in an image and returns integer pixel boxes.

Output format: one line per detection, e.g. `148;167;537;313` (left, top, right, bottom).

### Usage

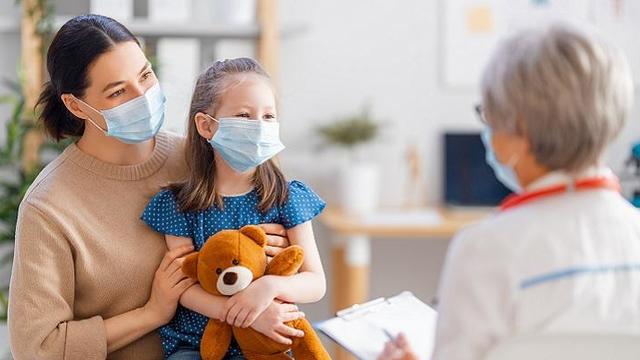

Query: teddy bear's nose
223;271;238;285
217;266;253;296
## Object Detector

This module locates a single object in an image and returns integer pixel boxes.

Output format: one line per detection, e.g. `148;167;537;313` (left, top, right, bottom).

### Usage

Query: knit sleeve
8;201;107;360
140;189;193;238
279;180;326;229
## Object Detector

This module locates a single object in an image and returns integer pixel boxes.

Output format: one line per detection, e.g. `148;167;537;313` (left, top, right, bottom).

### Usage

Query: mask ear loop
203;113;219;123
203;113;219;142
506;153;520;168
566;171;578;192
71;95;108;134
507;119;527;173
505;149;522;184
505;127;525;175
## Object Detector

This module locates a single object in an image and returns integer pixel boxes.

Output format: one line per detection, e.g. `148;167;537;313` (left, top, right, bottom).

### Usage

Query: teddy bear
181;225;332;360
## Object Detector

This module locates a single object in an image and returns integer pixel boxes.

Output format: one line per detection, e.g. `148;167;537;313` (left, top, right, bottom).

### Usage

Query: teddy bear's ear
239;225;267;247
182;252;200;279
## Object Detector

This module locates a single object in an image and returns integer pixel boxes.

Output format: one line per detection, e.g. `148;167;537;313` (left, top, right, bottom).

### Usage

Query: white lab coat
432;167;640;360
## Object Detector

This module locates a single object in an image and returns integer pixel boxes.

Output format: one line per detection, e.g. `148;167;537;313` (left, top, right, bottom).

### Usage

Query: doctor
380;24;640;359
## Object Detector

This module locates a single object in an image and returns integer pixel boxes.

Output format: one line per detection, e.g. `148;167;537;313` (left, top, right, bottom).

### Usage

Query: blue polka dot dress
141;180;326;359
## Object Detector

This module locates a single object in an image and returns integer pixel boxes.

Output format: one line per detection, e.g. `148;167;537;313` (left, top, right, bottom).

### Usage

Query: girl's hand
224;276;277;328
377;333;419;360
250;301;305;345
259;223;290;258
143;245;197;326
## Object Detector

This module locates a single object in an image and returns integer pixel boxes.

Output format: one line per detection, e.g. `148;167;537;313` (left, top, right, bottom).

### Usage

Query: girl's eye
141;71;154;81
215;268;222;275
232;259;239;266
236;113;250;118
109;89;125;98
264;114;276;121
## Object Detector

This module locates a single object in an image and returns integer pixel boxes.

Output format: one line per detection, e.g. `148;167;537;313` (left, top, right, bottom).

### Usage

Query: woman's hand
224;276;277;328
142;245;197;326
259;223;290;258
377;333;419;360
250;301;305;345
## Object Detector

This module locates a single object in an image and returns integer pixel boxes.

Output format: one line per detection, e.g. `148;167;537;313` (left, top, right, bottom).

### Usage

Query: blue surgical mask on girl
481;128;523;193
205;114;285;173
76;83;166;144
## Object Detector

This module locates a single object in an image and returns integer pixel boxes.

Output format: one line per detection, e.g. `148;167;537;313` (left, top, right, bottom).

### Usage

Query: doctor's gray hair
481;24;634;172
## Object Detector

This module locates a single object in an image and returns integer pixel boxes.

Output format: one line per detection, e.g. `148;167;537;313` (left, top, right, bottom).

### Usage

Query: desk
317;206;492;360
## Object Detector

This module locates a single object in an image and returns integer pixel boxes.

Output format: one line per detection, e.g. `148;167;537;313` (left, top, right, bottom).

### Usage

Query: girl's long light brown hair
168;58;288;213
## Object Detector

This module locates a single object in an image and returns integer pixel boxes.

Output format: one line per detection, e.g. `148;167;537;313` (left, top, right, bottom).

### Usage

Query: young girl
141;58;327;359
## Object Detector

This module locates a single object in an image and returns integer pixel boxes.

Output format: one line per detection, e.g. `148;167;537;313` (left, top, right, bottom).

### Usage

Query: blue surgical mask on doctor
75;83;166;144
481;128;523;193
204;114;285;173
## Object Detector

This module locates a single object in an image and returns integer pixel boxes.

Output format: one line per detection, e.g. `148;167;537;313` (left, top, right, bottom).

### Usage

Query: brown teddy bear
182;225;332;360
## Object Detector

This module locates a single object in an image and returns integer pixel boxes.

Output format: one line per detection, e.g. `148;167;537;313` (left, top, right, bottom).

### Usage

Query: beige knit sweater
8;131;187;360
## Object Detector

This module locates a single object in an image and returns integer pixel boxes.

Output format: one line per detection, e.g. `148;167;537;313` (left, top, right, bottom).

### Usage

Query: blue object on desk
627;142;640;208
443;132;512;206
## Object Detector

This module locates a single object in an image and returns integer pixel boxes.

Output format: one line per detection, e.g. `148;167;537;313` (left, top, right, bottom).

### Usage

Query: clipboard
315;291;437;360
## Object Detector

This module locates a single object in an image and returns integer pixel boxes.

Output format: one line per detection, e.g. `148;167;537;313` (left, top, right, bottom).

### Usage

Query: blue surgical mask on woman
481;128;523;193
76;83;166;144
205;114;285;173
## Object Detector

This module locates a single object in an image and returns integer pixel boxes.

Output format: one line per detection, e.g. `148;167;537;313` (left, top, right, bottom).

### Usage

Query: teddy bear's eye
232;259;240;266
215;268;222;275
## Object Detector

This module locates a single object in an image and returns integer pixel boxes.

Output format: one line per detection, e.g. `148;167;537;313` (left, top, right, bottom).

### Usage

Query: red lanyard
500;177;621;212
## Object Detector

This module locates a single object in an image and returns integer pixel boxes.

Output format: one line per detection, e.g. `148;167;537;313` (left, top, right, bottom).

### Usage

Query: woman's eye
236;113;250;118
141;71;154;81
109;89;125;98
215;268;222;275
264;114;276;121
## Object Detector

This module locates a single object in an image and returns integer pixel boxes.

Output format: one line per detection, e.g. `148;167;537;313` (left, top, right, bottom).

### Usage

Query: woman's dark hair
36;14;139;141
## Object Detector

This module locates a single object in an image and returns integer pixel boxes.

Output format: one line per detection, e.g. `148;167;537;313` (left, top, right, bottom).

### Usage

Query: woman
380;25;639;359
8;15;301;359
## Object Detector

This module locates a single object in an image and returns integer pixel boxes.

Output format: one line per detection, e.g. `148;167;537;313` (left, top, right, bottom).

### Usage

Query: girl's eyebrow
237;104;276;111
235;104;255;110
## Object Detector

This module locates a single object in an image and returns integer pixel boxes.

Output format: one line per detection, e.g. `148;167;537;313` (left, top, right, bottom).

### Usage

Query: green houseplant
317;105;379;152
316;106;382;215
0;81;34;322
0;80;71;321
0;0;56;322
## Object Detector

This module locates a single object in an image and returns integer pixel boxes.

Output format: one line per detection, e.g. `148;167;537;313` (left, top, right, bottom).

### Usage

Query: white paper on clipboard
315;291;437;360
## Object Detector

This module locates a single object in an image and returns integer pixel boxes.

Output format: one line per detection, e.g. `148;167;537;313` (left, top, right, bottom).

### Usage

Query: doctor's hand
259;223;290;258
377;333;419;360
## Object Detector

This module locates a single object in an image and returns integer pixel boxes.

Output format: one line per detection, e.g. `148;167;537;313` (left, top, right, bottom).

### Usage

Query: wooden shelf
0;17;306;40
4;0;287;96
51;17;305;39
57;17;261;39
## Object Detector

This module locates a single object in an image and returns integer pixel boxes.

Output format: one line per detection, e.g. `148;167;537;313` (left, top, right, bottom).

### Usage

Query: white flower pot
215;0;256;25
340;162;380;215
